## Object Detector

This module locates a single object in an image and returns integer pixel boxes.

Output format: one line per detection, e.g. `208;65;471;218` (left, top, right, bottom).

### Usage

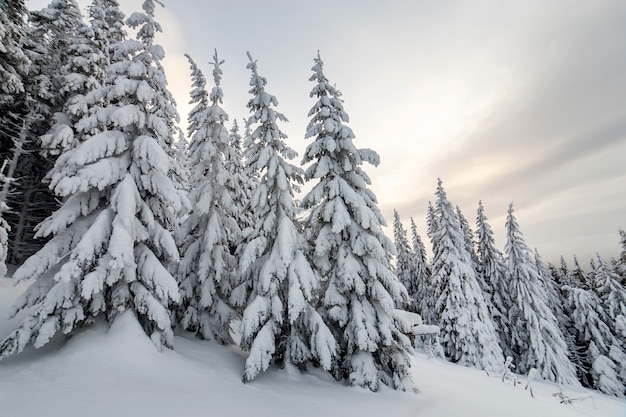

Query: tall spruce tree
175;52;240;343
235;53;336;382
504;203;578;384
591;254;626;350
224;119;253;239
558;256;570;286
423;201;439;325
301;52;413;391
171;128;190;193
392;210;419;312
0;0;188;358
618;228;626;284
562;283;626;396
475;200;512;357
534;248;582;378
566;256;589;289
457;205;479;271
239;109;260;232
409;217;431;319
429;180;503;372
126;0;186;203
534;249;570;340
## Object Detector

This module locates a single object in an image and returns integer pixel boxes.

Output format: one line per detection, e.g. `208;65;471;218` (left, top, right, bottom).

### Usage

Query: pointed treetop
184;53;208;137
308;50;343;101
142;0;164;17
209;49;225;106
246;51;257;72
506;203;526;239
618;228;626;260
210;49;225;86
310;50;326;82
127;0;164;46
245;52;285;128
245;52;273;103
505;202;531;258
435;178;447;203
506;202;518;229
184;53;207;93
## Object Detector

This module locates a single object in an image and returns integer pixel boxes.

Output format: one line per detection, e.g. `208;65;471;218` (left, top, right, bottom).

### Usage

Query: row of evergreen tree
1;0;624;397
0;0;413;392
392;187;626;396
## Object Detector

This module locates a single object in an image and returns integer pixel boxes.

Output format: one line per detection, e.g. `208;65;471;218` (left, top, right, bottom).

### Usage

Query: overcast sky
30;0;626;265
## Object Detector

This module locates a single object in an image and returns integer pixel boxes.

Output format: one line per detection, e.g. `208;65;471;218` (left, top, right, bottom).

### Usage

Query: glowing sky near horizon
27;0;626;264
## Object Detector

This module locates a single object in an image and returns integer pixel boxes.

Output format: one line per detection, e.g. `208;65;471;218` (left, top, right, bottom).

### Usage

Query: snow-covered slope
0;277;624;417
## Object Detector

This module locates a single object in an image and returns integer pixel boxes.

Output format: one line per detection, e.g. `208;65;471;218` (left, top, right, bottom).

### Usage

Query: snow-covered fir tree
240;110;260;199
504;203;578;384
224;119;253;237
475;200;512;357
589;342;626;397
562;283;626;396
409;217;431;319
225;118;248;191
224;119;246;219
534;249;570;341
429;180;503;372
125;0;186;203
566;256;590;289
591;254;626;350
392;210;419;312
175;52;240;343
234;52;336;383
618;228;626;284
182;54;208;151
171;128;190;193
228;119;242;151
456;205;479;271
534;248;582;378
422;201;439;324
301;52;413;391
556;255;570;286
547;261;561;285
0;0;188;358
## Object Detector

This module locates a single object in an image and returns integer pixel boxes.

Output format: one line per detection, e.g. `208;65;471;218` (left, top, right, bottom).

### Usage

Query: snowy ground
1;276;624;417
